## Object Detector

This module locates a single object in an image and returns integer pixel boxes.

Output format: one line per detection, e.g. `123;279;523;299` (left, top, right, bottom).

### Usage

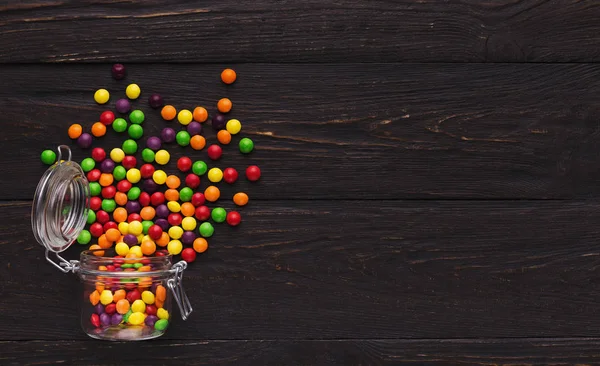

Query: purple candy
143;179;159;193
77;133;93;149
186;121;202;136
111;313;123;325
154;218;169;231
161;127;176;143
148;94;164;109
114;267;123;272
100;313;111;326
115;98;131;114
146;136;162;151
110;285;121;292
100;159;115;173
181;231;196;245
156;205;169;219
145;315;158;327
94;303;104;314
124;234;138;245
112;64;126;80
151;283;159;292
126;200;141;214
212;113;226;130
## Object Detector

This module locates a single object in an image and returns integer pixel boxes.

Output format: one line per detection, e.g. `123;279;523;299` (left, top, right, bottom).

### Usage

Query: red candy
155;250;168;257
148;225;163;240
140;164;155;179
90;197;102;211
103;221;118;232
185;174;200;189
128;213;142;223
246;165;261;181
126;289;141;303
90;314;101;328
96;210;110;224
207;144;222;160
150;192;165;206
101;186;116;199
106;265;115;271
168;213;182;226
105;303;116;315
146;304;157;316
223;167;238;184
117;180;132;192
90;223;104;237
139;192;151;207
181;248;197;263
122;156;137;170
177;157;192;172
226;211;241;226
92;148;106;162
100;111;115;125
195;206;210;221
87;169;101;182
191;193;205;207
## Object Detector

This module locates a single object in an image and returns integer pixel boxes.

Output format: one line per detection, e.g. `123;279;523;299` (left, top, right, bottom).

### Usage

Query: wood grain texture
3;63;600;200
4;200;600;340
2;0;600;63
2;338;600;365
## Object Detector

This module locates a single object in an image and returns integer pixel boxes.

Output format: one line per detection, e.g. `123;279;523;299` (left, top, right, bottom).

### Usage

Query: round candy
190;135;206;150
87;210;96;224
94;89;110;104
161;127;176;143
181;248;197;263
77;133;93;149
91;148;106;162
111;313;123;325
142;148;156;163
207;145;222;160
122;139;138;155
112;118;128;133
195;205;210;221
155;150;170;165
101;199;116;213
185;174;201;189
141;240;156;256
168;213;183;226
211;207;227;223
125;200;141;214
227;211;241;226
90;197;102;211
207;168;223;183
100;111;115;125
181;230;196;245
128;221;143;236
131;299;146;313
246;165;261;181
161;105;177;121
77;230;91;244
226;119;242;134
112;64;126;80
217;98;232;113
217;130;231;145
101;186;116;199
91;122;107;137
179;187;193;202
99;173;114;187
123;234;137;245
167;240;183;255
87;169;101;182
40;150;56;165
115;98;131;114
81;158;95;172
154;319;169;331
140;164;155;179
100;313;111;326
68;124;83;139
191;193;205;207
168;226;183;240
127;187;141;200
148;93;164;109
96;210;110;224
192;161;208;175
110;148;125;163
233;192;249;206
148;225;163;240
121;156;137;170
239;138;254;154
126;168;141;183
128;312;145;325
90;222;104;237
212;113;226;130
178;109;193;125
167;201;181;213
146;136;162;151
199;222;214;238
90;313;101;328
193;238;208;253
181;217;197;231
186;121;202;136
166;175;181;189
153;170;167;184
89;182;101;196
150;191;165;206
126;84;141;99
176;131;191;146
204;186;220;202
117;180;132;192
129;110;145;124
221;68;237;84
193;106;208;122
113;166;127;181
177;157;192;172
145;315;158;327
223;168;238;184
100;290;113;305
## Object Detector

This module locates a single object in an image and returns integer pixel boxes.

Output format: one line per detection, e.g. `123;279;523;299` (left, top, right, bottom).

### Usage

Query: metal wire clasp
168;260;192;320
45;249;80;273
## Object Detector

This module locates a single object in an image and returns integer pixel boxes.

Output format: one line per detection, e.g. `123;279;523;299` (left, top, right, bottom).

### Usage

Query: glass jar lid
32;145;90;253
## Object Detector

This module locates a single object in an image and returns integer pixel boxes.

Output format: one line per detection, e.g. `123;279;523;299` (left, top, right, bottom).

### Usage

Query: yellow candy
115;242;129;256
125;84;141;99
100;290;113;305
118;222;129;235
141;291;155;305
208;168;223;183
155;150;170;165
167;240;183;255
153;170;167;185
128;221;143;236
128;312;145;325
94;89;110;104
167;201;181;213
226;119;242;134
126;168;141;184
177;109;193;125
129;245;143;258
110;148;125;163
181;217;197;231
131;299;146;313
157;308;169;320
168;226;183;240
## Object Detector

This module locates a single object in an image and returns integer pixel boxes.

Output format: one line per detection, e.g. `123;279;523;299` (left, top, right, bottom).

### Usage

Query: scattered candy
221;68;237;84
91;122;107;137
112;118;128;133
239;137;254;154
116;98;131;114
68;124;83;139
40;149;57;165
112;64;126;80
94;89;110;104
245;165;261;181
233;192;249;206
148;93;164;109
126;84;141;99
161;105;177;121
77;133;93;149
226;119;241;135
217;98;232;113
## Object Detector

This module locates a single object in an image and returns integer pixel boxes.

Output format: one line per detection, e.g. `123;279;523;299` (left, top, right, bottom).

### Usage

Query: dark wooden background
2;1;600;365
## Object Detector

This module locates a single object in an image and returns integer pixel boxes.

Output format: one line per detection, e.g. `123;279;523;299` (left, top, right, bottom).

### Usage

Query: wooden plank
2;338;600;365
1;1;600;63
1;63;597;200
3;200;600;340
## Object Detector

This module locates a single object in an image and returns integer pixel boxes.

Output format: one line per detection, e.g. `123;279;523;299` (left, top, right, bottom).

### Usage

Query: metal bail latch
45;249;80;273
168;260;193;320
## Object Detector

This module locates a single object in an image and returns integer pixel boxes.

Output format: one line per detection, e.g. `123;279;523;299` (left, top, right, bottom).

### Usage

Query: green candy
142;148;155;163
123;310;132;323
211;207;227;223
89;182;101;196
133;262;143;269
121;263;134;269
101;199;116;213
128;124;144;140
176;131;190;146
122;139;138;155
76;229;91;245
87;210;96;225
129;110;145;124
40;150;57;165
199;222;214;238
127;187;141;200
239;138;254;154
113;118;128;133
179;187;193;202
192;161;208;176
142;220;153;235
80;158;95;172
113;166;127;181
154;319;169;331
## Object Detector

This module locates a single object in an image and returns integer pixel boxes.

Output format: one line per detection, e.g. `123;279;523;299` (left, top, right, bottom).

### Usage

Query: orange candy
137;265;152;272
105;228;121;242
115;192;128;206
161;105;177;120
95;282;105;293
68;124;83;139
141;240;156;256
164;189;179;202
116;299;130;314
193;107;208;122
140;206;156;221
89;244;105;257
91;122;107;137
113;207;128;223
221;68;237;84
125;252;139;264
99;173;114;187
217;98;232;113
193;238;208;253
204;186;220;202
156;232;170;247
98;234;113;249
233;192;249;206
113;289;126;302
190;135;206;150
217;130;232;145
180;202;195;217
165;175;181;189
89;290;100;305
156;285;167;302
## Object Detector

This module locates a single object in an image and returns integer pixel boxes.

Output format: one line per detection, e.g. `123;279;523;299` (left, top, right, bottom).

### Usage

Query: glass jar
31;145;192;341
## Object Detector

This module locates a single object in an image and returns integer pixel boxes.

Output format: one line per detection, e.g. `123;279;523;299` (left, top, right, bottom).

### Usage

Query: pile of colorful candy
39;64;261;264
